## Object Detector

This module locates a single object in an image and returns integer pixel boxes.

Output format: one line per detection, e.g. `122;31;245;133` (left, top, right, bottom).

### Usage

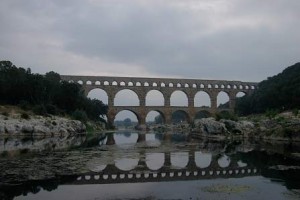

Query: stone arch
233;85;237;89
152;82;158;87
177;83;182;88
208;84;212;89
104;81;109;86
239;85;243;89
195;110;212;119
144;82;149;87
227;84;231;89
170;90;188;107
114;89;139;106
146;90;165;106
194;91;211;108
161;82;166;87
172;110;190;123
217;91;230;108
112;81;118;86
184;83;189;88
86;80;92;85
221;84;225;89
214;84;219;89
200;84;205;88
95;81;101;85
146;110;165;124
78;80;83;85
192;84;197;88
169;83;174;87
87;88;108;104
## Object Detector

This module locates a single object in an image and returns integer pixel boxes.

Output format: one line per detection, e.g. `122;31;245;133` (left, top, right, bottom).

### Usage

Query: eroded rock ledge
0;114;86;137
191;117;300;141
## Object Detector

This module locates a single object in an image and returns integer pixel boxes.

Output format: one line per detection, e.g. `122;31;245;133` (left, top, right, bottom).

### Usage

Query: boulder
5;125;18;134
21;125;34;133
193;118;227;135
33;125;51;135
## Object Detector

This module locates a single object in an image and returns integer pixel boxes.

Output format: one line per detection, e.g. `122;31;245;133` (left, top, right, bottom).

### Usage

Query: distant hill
236;62;300;115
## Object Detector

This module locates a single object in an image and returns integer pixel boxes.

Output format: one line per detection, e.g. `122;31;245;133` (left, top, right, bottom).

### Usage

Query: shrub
2;111;9;117
19;100;30;110
292;109;299;117
215;111;238;121
21;112;30;119
33;104;47;116
46;104;58;115
72;110;88;123
265;109;278;119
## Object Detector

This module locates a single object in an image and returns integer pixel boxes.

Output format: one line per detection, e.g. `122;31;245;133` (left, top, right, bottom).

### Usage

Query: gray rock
34;125;51;134
194;118;227;135
21;125;33;133
0;125;5;134
5;125;18;134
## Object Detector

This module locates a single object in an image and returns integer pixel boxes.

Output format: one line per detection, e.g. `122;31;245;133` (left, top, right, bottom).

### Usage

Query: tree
124;118;132;127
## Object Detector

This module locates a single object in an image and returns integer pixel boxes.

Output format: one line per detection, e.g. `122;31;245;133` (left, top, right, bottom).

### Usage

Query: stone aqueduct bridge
61;75;258;125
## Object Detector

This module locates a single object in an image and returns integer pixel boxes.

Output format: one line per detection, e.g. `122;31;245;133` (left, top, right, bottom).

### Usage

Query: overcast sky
1;0;299;83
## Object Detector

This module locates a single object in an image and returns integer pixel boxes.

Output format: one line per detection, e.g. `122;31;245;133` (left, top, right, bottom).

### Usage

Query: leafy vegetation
0;61;108;122
236;63;300;115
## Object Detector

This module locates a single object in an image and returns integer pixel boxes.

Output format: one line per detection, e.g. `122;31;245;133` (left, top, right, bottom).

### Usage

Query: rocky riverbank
0;109;86;137
191;113;300;141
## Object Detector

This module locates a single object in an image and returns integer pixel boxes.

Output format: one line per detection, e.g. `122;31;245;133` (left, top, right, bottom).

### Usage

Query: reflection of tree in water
0;176;77;199
171;134;187;142
154;133;163;140
115;131;132;138
234;150;300;190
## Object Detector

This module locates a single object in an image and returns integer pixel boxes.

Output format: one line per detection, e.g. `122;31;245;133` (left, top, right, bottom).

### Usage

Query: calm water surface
0;131;300;200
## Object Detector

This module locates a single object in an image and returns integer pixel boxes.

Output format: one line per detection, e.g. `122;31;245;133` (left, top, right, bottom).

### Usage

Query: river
0;131;300;200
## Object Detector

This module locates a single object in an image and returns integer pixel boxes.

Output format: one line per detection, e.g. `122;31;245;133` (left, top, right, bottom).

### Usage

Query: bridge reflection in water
72;150;259;185
68;133;260;184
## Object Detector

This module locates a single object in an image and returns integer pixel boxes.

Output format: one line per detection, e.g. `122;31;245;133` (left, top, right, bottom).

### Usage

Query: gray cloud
0;0;299;81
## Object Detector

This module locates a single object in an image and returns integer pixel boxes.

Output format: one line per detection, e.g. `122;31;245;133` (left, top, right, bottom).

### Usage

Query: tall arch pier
61;75;258;126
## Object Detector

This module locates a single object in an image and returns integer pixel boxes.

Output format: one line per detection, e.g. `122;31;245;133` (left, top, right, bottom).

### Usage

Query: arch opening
236;92;246;98
172;110;189;124
87;88;108;104
114;89;139;106
114;110;139;129
195;151;212;168
171;152;189;169
217;91;230;108
146;110;165;125
194;91;211;108
170;91;188;107
146;90;164;106
146;153;164;170
115;156;139;171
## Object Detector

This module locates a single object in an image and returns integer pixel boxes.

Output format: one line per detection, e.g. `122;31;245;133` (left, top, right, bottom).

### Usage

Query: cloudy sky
1;0;299;83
